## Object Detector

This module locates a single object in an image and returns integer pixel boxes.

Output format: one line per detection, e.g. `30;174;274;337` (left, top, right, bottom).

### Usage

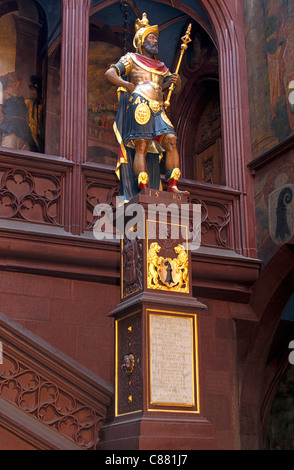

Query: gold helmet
133;12;158;54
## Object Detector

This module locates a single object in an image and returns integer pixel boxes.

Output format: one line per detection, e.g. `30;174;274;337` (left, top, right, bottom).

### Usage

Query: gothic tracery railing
0;312;113;450
0;149;238;252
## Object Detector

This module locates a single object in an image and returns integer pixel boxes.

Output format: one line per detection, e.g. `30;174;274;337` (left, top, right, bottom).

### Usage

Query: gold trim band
130;91;164;115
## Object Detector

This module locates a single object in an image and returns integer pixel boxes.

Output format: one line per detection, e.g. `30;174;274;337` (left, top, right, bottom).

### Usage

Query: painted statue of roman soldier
105;12;188;203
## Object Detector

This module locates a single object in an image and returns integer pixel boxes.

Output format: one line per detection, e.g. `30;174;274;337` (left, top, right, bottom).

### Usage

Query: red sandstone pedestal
98;189;217;450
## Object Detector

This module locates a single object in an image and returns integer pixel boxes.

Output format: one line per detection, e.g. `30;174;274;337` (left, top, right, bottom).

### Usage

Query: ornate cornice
248;134;294;175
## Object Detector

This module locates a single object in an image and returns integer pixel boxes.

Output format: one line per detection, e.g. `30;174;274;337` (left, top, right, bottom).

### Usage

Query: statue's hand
170;73;181;87
126;82;135;94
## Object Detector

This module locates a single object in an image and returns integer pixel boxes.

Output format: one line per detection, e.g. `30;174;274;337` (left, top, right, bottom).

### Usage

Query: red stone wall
197;297;241;449
0;426;38;450
0;271;119;383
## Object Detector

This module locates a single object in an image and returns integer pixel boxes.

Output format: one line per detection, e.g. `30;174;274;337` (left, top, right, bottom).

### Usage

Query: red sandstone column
60;0;91;234
202;0;258;259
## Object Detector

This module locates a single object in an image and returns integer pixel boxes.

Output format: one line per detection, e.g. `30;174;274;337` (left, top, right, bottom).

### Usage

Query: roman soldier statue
105;12;188;203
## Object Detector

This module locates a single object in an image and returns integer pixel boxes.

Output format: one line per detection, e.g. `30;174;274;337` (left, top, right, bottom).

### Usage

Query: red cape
132;53;169;74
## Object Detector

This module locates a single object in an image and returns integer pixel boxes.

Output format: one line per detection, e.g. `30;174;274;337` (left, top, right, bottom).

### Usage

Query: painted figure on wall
0;72;37;152
282;3;294;129
274;186;293;241
105;13;187;203
25;75;44;153
185;23;214;73
254;160;294;264
265;0;294;140
88;41;120;164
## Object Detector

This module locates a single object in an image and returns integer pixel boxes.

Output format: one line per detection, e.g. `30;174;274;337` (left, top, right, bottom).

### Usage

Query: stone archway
238;243;294;449
196;0;257;258
154;0;257;258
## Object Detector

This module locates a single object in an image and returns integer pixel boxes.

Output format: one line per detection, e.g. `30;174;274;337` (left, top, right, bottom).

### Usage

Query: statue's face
143;33;158;56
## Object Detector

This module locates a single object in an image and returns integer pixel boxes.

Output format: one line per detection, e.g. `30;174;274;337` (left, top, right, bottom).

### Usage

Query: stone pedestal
98;189;217;450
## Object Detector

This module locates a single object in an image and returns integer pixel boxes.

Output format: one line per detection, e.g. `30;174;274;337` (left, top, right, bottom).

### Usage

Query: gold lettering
172;194;182;200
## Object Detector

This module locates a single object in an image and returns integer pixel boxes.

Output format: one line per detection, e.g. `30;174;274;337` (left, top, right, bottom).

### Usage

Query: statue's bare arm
105;67;135;94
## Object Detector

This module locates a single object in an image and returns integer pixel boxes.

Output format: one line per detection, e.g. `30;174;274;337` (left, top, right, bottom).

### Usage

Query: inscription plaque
148;310;199;412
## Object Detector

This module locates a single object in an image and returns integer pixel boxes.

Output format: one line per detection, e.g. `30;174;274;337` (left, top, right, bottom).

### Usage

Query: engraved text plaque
147;309;199;413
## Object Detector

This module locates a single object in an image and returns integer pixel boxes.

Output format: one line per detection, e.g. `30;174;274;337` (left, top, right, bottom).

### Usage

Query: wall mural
0;11;16;76
244;0;294;264
87;41;120;165
254;155;294;264
265;0;294;141
0;8;45;154
244;0;294;157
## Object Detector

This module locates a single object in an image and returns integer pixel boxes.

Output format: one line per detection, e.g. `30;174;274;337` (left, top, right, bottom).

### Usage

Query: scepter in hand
164;23;192;109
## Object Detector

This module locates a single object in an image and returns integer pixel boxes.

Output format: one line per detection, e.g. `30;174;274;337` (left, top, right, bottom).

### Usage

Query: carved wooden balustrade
0;149;72;232
0;148;239;253
0;312;113;450
85;169;238;253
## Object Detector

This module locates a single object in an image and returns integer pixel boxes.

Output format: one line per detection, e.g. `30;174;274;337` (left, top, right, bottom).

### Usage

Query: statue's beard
142;40;158;56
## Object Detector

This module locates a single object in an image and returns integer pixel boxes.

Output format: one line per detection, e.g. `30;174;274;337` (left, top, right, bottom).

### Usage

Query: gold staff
164;23;192;109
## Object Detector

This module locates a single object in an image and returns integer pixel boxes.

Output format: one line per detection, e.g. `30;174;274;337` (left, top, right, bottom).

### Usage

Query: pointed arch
238;243;294;449
153;0;256;257
198;0;256;257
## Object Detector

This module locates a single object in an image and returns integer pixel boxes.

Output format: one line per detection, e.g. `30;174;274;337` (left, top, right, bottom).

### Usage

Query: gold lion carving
147;242;189;292
147;242;163;288
174;244;189;288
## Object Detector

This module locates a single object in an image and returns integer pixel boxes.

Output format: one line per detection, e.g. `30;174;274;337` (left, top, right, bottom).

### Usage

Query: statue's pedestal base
98;189;217;450
99;416;217;450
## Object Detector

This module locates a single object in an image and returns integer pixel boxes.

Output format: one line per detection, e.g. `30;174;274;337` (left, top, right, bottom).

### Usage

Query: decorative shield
269;183;294;244
147;242;189;293
135;102;151;125
158;258;181;288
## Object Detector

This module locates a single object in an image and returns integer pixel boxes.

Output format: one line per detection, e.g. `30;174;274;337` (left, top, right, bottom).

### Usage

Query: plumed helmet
133;12;158;54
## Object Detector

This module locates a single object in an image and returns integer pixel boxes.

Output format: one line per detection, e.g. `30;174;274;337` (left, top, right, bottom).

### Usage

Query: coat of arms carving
269;184;294;245
147;242;189;293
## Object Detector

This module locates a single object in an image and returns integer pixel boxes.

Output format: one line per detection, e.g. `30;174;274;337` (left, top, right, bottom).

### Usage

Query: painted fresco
0;11;16;76
87;41;120;165
254;154;294;264
0;71;37;152
244;0;294;264
244;0;294;157
265;0;294;140
0;7;45;154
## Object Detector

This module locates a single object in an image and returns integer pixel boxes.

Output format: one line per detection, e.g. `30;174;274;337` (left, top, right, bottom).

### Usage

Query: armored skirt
124;91;175;142
116;90;176;203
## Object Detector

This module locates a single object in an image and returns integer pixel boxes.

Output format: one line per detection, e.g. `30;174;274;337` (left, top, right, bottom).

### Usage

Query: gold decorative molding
146;309;200;413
